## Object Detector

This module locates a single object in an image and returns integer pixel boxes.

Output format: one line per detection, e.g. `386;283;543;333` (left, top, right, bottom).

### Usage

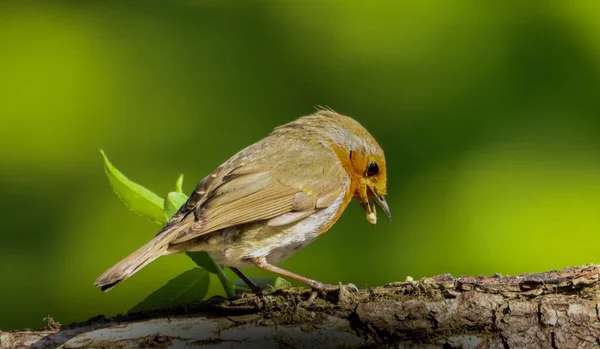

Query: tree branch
4;265;600;348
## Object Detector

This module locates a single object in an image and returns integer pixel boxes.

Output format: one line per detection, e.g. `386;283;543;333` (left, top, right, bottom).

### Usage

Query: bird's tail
94;217;192;292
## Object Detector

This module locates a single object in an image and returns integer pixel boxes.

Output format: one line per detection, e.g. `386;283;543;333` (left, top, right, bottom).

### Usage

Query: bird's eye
367;161;379;177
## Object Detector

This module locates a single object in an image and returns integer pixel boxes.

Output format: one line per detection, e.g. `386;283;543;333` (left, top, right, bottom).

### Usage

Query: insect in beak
361;187;392;225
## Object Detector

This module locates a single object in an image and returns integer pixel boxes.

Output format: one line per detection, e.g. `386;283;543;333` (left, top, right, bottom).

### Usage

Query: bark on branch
4;265;600;349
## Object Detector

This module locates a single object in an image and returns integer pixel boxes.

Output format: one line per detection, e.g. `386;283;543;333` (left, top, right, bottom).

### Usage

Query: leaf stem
215;265;235;299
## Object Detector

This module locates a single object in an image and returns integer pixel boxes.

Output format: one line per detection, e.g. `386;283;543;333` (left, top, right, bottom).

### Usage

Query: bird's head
314;109;391;225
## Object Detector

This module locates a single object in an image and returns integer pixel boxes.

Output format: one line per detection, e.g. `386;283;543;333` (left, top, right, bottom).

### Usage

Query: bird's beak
373;193;392;221
362;187;392;225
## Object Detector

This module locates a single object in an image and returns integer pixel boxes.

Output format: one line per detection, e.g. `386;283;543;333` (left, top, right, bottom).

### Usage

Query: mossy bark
4;265;600;348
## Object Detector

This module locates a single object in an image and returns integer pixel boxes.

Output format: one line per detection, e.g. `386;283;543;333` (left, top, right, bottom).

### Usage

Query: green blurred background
2;0;600;330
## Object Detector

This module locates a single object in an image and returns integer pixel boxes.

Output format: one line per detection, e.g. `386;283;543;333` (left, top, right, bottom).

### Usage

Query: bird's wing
167;145;348;245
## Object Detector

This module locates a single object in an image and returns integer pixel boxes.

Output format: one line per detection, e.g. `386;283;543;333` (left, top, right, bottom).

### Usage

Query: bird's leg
229;267;263;293
252;256;344;292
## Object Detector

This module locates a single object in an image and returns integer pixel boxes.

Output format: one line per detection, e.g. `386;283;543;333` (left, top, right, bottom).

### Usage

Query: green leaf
175;174;184;193
186;252;235;299
101;150;166;224
163;191;188;219
186;252;222;275
129;267;210;313
234;276;291;293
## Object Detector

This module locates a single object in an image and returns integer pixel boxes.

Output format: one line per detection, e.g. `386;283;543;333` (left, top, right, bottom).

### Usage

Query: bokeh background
2;0;600;330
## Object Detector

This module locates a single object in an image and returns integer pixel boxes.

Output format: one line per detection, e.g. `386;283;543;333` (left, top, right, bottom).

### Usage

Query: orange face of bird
325;113;391;225
348;149;390;225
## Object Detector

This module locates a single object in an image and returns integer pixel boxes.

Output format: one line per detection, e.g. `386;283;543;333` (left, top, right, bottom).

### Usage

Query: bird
95;108;391;293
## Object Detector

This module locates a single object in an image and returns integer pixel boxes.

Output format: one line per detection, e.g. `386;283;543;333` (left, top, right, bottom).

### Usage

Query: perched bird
95;109;391;293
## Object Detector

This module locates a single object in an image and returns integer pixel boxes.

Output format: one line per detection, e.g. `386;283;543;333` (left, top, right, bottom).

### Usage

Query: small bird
95;109;391;293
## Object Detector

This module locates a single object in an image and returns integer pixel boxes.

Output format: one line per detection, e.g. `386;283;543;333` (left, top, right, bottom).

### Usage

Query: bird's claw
237;285;266;298
308;281;359;294
343;283;359;293
251;287;267;297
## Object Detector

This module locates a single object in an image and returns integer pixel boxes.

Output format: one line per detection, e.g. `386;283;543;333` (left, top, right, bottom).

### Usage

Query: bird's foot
237;285;266;298
307;281;358;294
303;281;359;305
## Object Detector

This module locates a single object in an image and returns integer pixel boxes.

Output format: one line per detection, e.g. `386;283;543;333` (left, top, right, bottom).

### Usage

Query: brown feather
316;186;343;208
204;171;273;208
95;213;194;291
292;191;316;211
171;179;298;243
267;210;316;226
169;163;346;245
